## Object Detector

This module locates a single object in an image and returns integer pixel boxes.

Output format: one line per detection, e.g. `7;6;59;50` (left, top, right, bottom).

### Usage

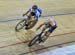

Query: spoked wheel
28;31;48;47
28;34;41;47
15;19;26;32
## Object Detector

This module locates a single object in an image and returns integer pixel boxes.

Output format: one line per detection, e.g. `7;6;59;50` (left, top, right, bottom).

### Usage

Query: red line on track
51;31;75;37
20;41;75;55
0;31;75;49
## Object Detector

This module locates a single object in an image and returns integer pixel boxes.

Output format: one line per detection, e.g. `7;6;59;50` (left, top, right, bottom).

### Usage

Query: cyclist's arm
23;10;30;17
36;23;45;30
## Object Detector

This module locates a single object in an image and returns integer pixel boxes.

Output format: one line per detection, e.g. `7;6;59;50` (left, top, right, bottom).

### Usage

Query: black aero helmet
32;5;38;10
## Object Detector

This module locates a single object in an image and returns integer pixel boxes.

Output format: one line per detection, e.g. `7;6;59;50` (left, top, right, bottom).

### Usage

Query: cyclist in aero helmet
23;5;42;29
36;18;57;41
23;5;42;20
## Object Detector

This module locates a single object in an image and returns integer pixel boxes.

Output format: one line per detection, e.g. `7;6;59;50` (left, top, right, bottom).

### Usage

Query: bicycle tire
15;19;26;32
28;35;40;47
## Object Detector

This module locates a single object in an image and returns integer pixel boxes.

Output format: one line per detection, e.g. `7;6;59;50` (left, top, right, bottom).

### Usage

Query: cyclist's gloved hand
23;14;25;17
36;27;40;31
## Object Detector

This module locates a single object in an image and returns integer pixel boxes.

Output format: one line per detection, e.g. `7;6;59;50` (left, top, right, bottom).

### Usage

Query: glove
36;27;40;31
23;14;25;17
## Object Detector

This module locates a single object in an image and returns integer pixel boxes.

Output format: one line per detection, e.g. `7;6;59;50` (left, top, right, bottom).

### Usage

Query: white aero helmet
45;18;50;24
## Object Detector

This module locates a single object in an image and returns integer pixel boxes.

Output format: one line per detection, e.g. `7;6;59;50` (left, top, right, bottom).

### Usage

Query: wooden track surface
0;0;75;55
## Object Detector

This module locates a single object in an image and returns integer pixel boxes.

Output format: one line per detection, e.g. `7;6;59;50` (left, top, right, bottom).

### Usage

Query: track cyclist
36;18;57;41
23;5;42;29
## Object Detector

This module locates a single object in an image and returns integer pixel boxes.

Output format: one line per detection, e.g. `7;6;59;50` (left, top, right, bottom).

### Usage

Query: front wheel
15;19;26;32
28;34;41;47
28;31;48;47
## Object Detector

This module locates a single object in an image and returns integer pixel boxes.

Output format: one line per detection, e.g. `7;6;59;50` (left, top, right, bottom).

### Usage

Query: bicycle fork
38;30;45;43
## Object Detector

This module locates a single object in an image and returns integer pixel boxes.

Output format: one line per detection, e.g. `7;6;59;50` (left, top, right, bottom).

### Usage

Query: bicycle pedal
25;24;28;26
42;39;46;42
39;39;44;43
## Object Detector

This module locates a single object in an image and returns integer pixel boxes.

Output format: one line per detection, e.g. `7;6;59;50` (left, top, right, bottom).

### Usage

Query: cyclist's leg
38;25;47;42
25;19;30;29
41;25;47;33
25;17;37;29
25;14;31;27
25;13;34;28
